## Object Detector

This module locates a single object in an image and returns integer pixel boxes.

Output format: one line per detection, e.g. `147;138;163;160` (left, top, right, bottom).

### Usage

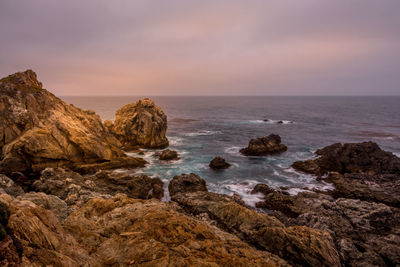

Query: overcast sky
0;0;399;96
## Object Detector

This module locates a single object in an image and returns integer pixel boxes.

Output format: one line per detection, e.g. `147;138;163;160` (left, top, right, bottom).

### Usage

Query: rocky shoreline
0;70;399;266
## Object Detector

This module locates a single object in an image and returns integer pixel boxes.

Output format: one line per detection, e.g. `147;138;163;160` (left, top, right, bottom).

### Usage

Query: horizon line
58;94;400;97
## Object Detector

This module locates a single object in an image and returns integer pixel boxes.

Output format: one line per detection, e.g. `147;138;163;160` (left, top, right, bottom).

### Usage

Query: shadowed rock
209;156;231;169
240;134;287;156
159;149;179;161
168;173;207;197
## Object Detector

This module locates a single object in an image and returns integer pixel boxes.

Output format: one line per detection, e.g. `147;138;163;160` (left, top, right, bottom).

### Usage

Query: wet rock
63;194;289;266
172;191;341;267
240;134;287;156
292;141;400;176
111;98;169;149
159;149;179;160
209;156;231;169
168;173;207;197
0;70;143;179
0;174;24;197
33;168;164;210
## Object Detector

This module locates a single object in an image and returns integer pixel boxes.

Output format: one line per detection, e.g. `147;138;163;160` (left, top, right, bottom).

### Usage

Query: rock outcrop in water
240;134;287;156
209;156;231;169
0;70;145;181
168;173;208;197
159;149;179;160
111;98;169;150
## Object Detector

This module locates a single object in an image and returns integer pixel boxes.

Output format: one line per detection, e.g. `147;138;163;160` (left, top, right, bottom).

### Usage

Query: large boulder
168;173;207;197
0;70;144;179
292;142;400;176
172;191;341;267
240;134;287;156
209;156;231;169
111;98;169;149
159;149;179;161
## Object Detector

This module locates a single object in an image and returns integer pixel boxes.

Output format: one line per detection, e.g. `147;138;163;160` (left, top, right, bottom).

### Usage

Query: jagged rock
63;194;288;266
253;186;400;266
0;174;24;197
0;193;99;266
172;191;341;267
159;149;179;161
111;98;169;149
168;173;207;197
16;192;69;221
33;168;164;210
240;134;287;156
0;70;144;180
292;142;400;176
209;156;231;169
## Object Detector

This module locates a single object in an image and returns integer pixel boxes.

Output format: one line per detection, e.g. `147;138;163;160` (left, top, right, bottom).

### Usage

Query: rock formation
168;173;207;197
240;134;287;156
111;98;169;149
209;156;231;169
159;149;179;160
0;70;145;181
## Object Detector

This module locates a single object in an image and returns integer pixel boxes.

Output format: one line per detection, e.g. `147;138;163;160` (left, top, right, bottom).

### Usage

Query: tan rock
112;98;169;149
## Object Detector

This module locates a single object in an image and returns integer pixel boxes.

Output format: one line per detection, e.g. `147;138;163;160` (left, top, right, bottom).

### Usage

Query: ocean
62;96;400;205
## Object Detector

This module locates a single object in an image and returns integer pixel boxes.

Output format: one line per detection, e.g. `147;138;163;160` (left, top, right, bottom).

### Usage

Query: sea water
62;96;400;205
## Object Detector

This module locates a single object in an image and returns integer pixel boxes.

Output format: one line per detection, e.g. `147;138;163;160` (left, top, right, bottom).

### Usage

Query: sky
0;0;399;96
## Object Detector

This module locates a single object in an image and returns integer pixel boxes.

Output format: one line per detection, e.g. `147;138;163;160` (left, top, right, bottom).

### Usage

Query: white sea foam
224;146;242;155
246;119;294;125
184;130;223;136
168;136;184;146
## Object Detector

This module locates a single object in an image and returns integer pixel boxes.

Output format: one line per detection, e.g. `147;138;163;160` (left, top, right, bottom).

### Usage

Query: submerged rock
112;98;169;149
240;134;287;156
0;70;144;180
209;156;231;169
159;149;179;161
168;173;207;197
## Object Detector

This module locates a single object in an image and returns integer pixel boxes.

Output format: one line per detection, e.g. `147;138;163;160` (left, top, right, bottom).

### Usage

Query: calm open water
62;96;400;205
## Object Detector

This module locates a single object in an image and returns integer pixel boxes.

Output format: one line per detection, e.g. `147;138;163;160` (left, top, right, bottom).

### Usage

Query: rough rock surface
64;194;288;266
168;173;208;197
253;186;400;267
33;168;164;210
292;141;400;176
209;156;231;169
172;191;341;267
0;174;24;197
112;98;169;149
0;70;144;180
159;149;179;161
240;134;287;156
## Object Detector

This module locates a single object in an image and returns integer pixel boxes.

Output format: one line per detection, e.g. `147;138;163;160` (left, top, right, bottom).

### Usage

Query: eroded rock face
0;70;144;180
209;156;231;169
168;173;207;197
240;134;287;156
159;149;179;161
0;174;24;197
112;98;169;149
63;194;288;266
253;185;400;266
172;191;341;267
33;168;164;211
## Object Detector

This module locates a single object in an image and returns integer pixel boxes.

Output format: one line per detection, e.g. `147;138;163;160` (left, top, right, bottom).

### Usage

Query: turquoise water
62;96;400;205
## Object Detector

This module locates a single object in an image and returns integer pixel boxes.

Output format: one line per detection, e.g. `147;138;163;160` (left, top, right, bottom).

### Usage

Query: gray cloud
0;0;399;95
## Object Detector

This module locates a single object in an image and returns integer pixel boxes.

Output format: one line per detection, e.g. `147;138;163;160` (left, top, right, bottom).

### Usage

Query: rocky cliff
0;70;145;181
